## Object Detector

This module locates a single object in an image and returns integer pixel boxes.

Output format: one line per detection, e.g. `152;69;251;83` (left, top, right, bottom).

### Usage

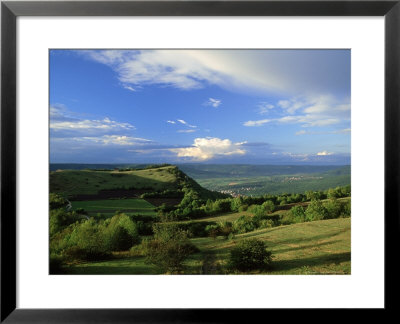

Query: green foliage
50;193;69;210
323;198;342;219
290;205;306;223
262;200;275;213
105;214;140;251
62;219;111;261
342;200;351;218
233;215;256;234
143;223;198;273
305;199;328;221
229;239;272;272
49;209;81;236
205;224;220;239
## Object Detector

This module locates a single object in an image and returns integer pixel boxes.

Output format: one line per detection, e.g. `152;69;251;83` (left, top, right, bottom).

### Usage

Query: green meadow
65;218;350;275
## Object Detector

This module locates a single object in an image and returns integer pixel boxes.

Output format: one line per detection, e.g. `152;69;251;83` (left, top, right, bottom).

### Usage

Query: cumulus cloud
170;137;246;161
205;98;222;108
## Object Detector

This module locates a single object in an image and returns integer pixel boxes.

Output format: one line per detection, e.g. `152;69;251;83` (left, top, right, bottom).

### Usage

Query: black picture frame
1;0;399;322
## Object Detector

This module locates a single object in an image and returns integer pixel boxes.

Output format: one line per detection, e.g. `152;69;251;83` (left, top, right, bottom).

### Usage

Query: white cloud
177;129;197;133
206;98;222;108
122;84;136;92
170;137;246;161
177;119;197;128
51;135;153;147
317;151;333;156
79;49;350;96
166;120;176;124
51;117;134;133
295;128;351;135
243;119;271;127
258;102;275;114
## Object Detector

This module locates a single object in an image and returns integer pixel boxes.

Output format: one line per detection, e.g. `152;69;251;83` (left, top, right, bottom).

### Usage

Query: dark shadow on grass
272;252;351;272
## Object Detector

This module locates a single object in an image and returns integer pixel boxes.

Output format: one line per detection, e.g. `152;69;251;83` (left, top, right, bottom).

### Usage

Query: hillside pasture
50;166;178;198
64;218;350;275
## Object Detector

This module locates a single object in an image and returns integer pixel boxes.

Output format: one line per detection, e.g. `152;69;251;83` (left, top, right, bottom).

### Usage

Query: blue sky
50;49;350;164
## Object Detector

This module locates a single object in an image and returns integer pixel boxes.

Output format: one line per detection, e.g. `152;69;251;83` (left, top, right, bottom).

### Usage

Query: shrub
105;214;140;251
305;199;328;221
205;224;220;239
258;219;274;229
229;239;272;272
323;198;342;219
341;200;351;218
233;215;256;234
238;204;248;212
49;209;81;236
143;223;199;273
290;205;306;223
262;200;275;213
218;221;233;239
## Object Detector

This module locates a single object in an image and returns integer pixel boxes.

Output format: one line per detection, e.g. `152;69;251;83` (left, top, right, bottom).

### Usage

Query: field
71;198;157;217
50;166;178;198
65;218;351;275
178;164;350;195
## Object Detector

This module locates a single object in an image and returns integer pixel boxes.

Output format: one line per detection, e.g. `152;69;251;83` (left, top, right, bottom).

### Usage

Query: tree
305;199;328;221
229;239;272;272
262;200;275;213
290;205;306;223
143;223;198;273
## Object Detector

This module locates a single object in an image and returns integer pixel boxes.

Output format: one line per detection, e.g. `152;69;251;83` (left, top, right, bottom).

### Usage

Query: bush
305;199;328;221
262;200;275;213
323;198;342;219
205;224;220;239
290;205;306;223
105;214;140;251
143;223;199;273
233;215;256;234
218;221;233;238
229;239;272;272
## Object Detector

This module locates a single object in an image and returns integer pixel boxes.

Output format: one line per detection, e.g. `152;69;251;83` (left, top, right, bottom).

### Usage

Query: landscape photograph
49;49;351;275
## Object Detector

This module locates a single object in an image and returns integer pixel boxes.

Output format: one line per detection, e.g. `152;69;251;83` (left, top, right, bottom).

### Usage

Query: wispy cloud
122;84;136;92
258;102;275;114
243;119;271;127
170;137;246;161
78;49;350;96
177;129;197;133
295;128;351;136
166;120;176;124
245;94;350;128
177;119;197;128
205;98;222;108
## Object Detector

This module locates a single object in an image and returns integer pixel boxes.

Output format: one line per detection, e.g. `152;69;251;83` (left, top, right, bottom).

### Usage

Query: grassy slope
65;218;350;275
50;166;178;197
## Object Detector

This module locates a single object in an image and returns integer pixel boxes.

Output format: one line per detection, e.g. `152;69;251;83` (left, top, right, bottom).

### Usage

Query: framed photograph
1;0;399;321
